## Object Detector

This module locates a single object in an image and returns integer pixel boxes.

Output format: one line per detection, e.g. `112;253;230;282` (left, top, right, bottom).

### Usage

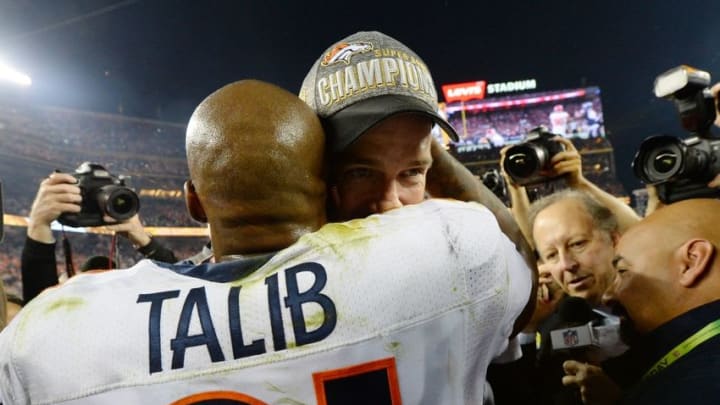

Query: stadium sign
442;79;537;102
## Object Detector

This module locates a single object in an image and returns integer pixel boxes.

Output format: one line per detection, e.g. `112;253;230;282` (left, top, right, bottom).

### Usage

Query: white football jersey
0;199;531;405
549;110;570;135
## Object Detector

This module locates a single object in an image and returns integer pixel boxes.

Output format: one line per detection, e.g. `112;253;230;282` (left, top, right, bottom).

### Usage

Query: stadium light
0;57;32;87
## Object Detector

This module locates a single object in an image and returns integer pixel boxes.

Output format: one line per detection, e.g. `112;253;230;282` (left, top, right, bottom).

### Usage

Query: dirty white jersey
0;199;531;405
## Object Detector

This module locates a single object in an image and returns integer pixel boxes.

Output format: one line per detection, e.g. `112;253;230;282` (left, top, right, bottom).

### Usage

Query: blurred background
0;0;718;296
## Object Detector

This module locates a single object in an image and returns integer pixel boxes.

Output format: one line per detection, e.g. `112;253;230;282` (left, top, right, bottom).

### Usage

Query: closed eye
343;167;374;180
570;240;588;249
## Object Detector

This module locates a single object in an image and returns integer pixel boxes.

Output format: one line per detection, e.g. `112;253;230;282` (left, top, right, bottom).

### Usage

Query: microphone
549;296;599;351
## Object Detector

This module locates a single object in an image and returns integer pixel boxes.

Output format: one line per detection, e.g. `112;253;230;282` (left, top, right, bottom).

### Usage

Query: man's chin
566;289;595;304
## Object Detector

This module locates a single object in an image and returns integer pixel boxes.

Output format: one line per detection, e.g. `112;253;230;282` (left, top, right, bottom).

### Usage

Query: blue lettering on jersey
170;287;225;369
285;262;337;346
228;286;266;358
265;273;287;351
137;263;337;374
137;290;181;373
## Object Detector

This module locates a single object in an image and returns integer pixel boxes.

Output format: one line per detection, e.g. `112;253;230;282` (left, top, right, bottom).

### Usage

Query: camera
57;162;140;227
481;169;507;200
632;65;720;203
502;126;566;186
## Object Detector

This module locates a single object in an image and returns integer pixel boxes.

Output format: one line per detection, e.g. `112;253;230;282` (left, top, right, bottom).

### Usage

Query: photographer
641;82;720;216
501;135;641;240
21;172;177;303
490;136;638;404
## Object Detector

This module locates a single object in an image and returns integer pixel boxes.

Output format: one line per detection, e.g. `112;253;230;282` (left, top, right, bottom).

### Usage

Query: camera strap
61;231;76;278
109;233;119;270
643;317;720;380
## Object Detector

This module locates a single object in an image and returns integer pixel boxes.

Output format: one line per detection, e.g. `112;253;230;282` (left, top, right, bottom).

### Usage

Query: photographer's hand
550;136;585;187
103;214;152;248
644;184;665;216
562;360;620;405
550;136;640;232
28;173;81;243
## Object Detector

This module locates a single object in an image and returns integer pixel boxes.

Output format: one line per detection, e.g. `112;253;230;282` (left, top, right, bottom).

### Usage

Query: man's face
604;224;674;334
330;113;433;220
532;199;616;305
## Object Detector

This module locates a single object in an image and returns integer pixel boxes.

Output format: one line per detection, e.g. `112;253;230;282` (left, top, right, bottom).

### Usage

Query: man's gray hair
528;189;619;239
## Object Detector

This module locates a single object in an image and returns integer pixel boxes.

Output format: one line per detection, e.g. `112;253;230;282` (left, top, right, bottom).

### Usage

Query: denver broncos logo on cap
320;42;373;66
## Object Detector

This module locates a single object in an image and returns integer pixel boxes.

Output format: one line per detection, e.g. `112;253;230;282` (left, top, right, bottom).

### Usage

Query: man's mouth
568;275;591;289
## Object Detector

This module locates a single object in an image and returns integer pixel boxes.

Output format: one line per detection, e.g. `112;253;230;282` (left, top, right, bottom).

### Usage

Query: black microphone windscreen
557;296;595;324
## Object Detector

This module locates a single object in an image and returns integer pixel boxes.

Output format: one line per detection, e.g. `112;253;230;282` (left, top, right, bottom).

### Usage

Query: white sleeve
0;315;29;405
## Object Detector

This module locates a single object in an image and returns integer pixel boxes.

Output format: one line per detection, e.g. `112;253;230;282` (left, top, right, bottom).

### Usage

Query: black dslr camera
57;162;140;227
503;126;566;186
481;168;508;200
632;66;720;204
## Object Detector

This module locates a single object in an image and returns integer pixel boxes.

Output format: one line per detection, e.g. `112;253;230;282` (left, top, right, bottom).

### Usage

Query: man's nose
558;251;579;272
376;180;403;213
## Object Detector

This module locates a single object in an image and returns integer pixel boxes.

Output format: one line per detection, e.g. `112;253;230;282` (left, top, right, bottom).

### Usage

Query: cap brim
323;94;459;153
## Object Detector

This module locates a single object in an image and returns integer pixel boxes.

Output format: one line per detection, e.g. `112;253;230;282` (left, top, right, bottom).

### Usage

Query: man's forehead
535;200;593;232
616;224;649;254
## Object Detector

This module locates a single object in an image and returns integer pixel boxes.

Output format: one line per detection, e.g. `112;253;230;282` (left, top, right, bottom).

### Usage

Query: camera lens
97;186;140;220
483;174;499;190
111;194;134;215
633;135;685;183
652;150;679;174
504;145;542;180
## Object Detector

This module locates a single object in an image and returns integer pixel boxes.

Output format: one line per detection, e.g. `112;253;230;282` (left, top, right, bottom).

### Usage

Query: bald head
638;198;720;245
186;80;326;257
607;199;720;334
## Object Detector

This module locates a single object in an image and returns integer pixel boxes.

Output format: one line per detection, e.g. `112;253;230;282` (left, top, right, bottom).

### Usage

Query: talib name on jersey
136;262;337;374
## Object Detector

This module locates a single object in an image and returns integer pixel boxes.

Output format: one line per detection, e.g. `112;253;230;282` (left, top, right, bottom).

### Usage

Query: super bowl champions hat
299;31;459;152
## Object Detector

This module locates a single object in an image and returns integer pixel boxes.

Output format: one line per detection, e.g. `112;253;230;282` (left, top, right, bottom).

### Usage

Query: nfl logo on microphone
563;329;580;347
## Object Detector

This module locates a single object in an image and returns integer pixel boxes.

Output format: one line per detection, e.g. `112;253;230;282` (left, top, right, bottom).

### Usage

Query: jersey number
313;357;401;405
171;357;401;405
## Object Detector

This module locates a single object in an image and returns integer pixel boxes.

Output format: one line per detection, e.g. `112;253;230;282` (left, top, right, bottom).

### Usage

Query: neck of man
209;221;322;259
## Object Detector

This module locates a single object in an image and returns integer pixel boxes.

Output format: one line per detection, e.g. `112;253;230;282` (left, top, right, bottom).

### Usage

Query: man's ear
678;239;715;287
184;180;207;223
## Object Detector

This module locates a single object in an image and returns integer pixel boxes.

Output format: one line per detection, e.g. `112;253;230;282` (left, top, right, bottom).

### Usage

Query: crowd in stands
0;101;194;226
448;97;604;146
0;101;206;297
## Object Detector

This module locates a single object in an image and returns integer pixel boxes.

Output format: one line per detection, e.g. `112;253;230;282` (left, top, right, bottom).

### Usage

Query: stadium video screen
439;86;606;154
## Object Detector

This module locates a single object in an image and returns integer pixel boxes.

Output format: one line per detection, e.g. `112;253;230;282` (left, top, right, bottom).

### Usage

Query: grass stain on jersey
314;217;381;245
385;340;403;358
265;381;285;393
304;310;327;331
44;297;84;314
276;398;307;405
264;383;308;405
